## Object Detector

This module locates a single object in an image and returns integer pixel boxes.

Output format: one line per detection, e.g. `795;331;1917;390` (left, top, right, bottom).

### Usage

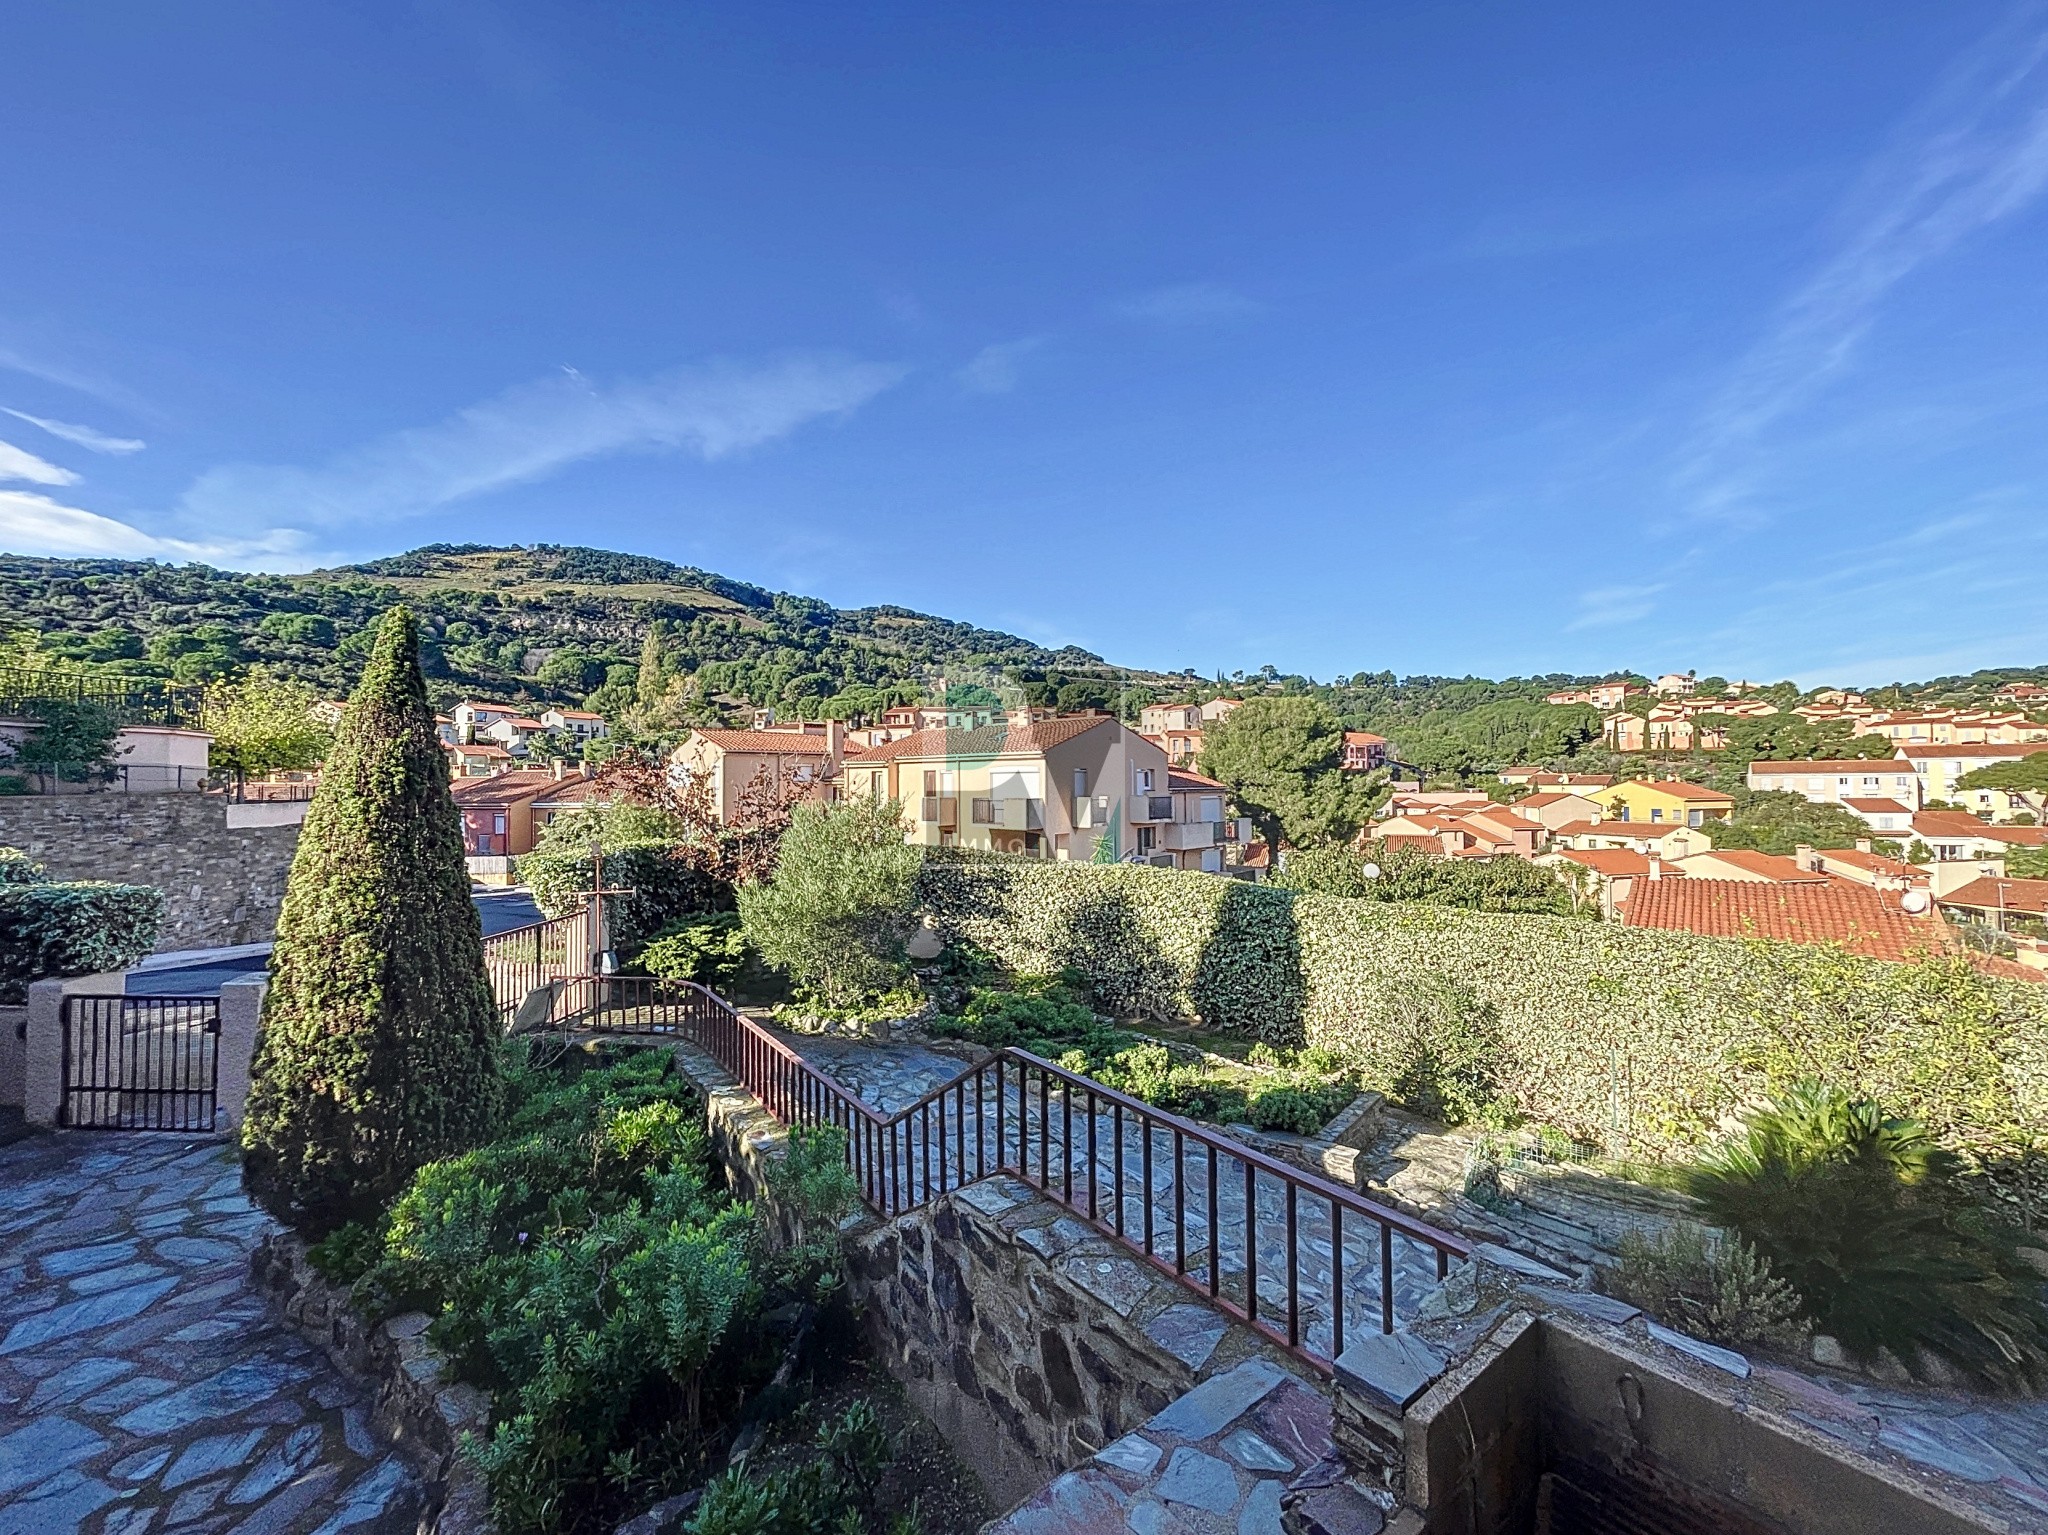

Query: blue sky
4;3;2047;686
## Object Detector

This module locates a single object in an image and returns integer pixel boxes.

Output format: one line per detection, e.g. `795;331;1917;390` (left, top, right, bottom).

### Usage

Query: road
124;888;544;997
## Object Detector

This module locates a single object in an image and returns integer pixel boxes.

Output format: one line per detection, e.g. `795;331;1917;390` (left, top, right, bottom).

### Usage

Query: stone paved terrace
0;1133;422;1535
990;1358;1382;1535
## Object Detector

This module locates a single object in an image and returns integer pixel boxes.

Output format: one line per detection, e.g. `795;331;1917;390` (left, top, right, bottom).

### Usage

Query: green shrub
635;912;753;989
0;855;163;1002
739;799;922;1008
242;609;503;1235
306;1221;383;1286
1688;1083;2048;1389
359;1046;756;1535
1608;1223;1808;1351
684;1401;898;1535
526;840;726;956
1373;975;1504;1127
1248;1085;1322;1135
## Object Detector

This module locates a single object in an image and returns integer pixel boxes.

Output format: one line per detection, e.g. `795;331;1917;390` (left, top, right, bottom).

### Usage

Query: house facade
1598;779;1735;827
1745;758;1922;812
840;713;1169;862
672;723;845;823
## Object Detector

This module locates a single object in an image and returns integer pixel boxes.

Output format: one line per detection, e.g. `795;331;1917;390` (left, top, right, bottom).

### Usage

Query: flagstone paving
0;1132;423;1535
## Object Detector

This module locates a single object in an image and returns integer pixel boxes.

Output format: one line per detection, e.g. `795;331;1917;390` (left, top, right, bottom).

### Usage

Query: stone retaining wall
250;1233;495;1535
0;793;300;950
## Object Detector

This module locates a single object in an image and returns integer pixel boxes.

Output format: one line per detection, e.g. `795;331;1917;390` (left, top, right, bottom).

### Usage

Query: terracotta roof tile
1620;878;1948;962
1677;850;1830;883
686;728;835;755
1842;798;1914;814
1617;779;1736;802
850;715;1114;762
1556;848;1685;878
1749;759;1912;776
1912;812;2048;845
1935;877;2048;916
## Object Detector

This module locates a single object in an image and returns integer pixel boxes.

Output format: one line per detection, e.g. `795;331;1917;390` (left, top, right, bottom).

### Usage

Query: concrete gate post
215;974;270;1133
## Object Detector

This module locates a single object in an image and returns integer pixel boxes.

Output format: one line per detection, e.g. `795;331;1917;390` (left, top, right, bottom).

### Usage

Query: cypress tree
242;608;502;1233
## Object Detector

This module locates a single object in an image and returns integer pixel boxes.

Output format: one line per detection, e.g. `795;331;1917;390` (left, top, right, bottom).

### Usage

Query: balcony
1161;820;1221;852
1128;795;1174;823
1073;795;1113;829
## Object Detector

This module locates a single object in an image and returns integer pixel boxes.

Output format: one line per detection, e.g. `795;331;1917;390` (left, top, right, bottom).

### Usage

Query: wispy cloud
2;408;145;455
1565;583;1665;632
1110;281;1262;325
0;439;80;487
0;489;308;564
177;352;907;534
1675;9;2048;520
956;338;1044;395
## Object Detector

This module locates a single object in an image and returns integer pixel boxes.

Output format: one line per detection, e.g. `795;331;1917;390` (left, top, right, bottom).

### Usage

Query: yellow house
841;712;1170;861
1600;779;1735;828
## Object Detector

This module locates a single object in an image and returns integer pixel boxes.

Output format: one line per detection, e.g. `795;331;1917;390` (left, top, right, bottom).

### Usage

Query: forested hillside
0;544;1150;726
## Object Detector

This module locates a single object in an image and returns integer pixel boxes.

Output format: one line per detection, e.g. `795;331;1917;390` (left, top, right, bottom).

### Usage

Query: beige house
1155;768;1252;873
1552;819;1711;860
1508;791;1602;832
672;722;846;822
840;712;1168;861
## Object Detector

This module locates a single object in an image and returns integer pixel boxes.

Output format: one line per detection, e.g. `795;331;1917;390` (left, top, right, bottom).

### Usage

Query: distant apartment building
1137;697;1243;770
840;712;1169;862
1896;741;2048;804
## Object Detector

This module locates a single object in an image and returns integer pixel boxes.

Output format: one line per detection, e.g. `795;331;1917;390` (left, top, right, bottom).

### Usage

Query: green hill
0;543;1153;721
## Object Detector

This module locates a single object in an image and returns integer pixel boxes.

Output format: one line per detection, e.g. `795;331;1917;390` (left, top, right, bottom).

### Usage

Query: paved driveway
0;1134;422;1535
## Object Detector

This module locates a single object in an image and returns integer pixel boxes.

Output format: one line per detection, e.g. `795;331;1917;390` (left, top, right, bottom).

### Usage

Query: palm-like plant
1689;1081;2048;1391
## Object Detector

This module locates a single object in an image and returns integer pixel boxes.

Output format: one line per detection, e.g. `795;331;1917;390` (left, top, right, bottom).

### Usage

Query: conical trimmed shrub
242;608;502;1233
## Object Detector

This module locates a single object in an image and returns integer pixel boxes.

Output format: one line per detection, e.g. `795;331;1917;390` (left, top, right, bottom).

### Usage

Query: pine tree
242;608;502;1233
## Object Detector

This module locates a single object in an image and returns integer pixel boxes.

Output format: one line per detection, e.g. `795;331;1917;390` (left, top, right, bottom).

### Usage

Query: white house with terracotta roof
1910;810;2048;863
452;700;522;740
1552;819;1711;860
1745;757;1922;813
1508;791;1603;832
839;712;1167;862
1669;849;1831;885
540;707;610;743
1895;741;2048;805
1159;768;1252;874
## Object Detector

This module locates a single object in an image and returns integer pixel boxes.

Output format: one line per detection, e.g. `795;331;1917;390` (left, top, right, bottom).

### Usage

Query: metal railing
0;666;214;731
481;911;591;1020
0;762;211;794
540;974;1473;1373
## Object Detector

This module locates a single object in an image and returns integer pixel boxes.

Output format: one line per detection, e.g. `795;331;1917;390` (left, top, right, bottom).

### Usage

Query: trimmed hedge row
915;855;2048;1167
523;842;726;955
0;850;164;1002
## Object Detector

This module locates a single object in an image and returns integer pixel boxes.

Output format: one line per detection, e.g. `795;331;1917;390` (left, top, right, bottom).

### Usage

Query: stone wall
0;793;300;951
845;1176;1290;1512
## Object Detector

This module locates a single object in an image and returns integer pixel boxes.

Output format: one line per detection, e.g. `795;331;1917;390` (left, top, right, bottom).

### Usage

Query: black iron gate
59;995;222;1131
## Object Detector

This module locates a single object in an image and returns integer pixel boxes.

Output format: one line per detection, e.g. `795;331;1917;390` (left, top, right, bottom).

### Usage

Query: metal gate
59;995;222;1131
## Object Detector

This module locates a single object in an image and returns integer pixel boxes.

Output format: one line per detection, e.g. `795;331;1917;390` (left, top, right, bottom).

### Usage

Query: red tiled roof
1900;743;2048;759
1749;759;1913;776
546;708;604;721
1516;791;1598;809
1818;848;1925;883
1168;769;1229;792
1557;848;1686;878
1620;879;1948;962
1618;779;1736;802
449;770;573;806
1842;798;1914;814
449;743;512;759
1912;812;2048;846
1680;850;1830;883
1342;731;1388;745
851;715;1114;762
1936;877;2048;916
686;728;835;755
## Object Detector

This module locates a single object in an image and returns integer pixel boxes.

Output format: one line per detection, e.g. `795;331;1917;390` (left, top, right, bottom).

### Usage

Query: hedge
0;851;164;1002
915;855;2048;1171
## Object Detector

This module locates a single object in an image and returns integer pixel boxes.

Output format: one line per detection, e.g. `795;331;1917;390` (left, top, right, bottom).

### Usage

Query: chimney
1855;838;1872;854
553;759;567;781
1794;843;1818;872
825;719;845;760
1648;856;1662;881
1007;707;1034;734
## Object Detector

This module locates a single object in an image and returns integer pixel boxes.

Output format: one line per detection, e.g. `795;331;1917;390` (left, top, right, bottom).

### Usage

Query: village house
1547;847;1684;917
672;722;846;822
1506;790;1604;832
449;762;591;875
1497;768;1614;794
1552;819;1712;860
1910;809;2048;863
452;699;522;740
540;707;610;744
840;711;1168;862
1934;876;2048;974
1598;779;1735;827
1153;768;1252;873
1896;741;2048;805
1669;849;1831;885
1137;697;1241;769
482;714;550;756
1340;731;1390;771
1651;671;1697;696
1744;758;1922;813
446;742;513;777
1804;842;1928;892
